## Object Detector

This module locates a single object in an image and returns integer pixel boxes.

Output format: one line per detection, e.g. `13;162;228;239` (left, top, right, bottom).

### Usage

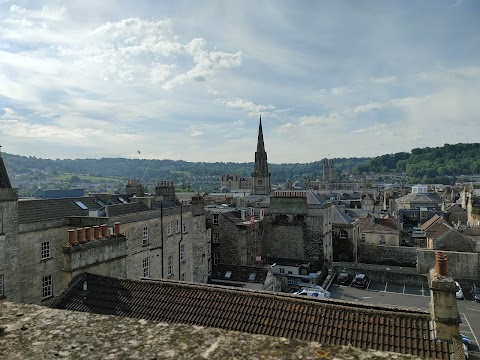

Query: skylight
225;271;232;279
74;201;88;210
248;273;256;281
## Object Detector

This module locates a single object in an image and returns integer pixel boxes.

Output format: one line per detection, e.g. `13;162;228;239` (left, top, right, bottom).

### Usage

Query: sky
0;0;479;164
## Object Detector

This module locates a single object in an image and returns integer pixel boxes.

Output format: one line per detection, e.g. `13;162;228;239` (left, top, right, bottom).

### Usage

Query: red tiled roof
52;274;450;359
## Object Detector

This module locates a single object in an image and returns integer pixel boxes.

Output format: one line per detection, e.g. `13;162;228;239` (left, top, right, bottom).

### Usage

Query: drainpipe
161;203;164;278
178;205;183;281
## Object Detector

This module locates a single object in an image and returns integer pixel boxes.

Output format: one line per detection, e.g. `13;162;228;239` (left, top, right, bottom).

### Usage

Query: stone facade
0;175;209;304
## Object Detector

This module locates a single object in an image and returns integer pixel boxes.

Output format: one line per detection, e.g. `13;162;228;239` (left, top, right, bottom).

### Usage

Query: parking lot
328;273;480;359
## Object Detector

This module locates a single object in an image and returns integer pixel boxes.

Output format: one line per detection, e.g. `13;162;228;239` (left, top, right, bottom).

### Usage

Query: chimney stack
429;251;460;342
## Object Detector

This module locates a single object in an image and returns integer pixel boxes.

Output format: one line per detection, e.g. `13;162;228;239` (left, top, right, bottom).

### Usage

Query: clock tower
252;115;271;195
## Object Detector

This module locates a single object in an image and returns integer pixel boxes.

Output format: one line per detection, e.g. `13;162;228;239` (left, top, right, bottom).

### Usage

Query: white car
293;289;331;299
455;281;464;299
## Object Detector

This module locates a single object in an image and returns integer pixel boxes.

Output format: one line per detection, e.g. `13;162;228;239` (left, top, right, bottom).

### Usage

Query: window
182;221;187;233
180;273;185;281
180;243;185;263
213;214;219;225
0;274;4;297
142;226;149;245
143;257;150;277
167;255;173;276
41;241;51;260
167;221;172;235
42;275;52;299
380;235;386;245
213;233;220;243
176;219;180;233
213;252;219;265
340;229;348;239
361;234;366;241
279;268;285;274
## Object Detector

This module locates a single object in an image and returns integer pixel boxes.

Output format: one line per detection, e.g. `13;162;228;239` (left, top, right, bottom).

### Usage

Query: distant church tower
252;115;271;195
323;158;334;183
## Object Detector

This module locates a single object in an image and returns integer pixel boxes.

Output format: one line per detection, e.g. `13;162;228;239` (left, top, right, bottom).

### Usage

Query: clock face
257;179;263;185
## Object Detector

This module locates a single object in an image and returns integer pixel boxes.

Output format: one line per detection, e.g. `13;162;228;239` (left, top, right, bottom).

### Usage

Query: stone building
322;158;334;183
0;150;209;304
208;205;264;266
219;174;252;192
358;216;400;247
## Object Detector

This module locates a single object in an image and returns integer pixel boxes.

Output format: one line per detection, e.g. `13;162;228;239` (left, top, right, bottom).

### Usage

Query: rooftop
51;273;451;359
0;301;421;360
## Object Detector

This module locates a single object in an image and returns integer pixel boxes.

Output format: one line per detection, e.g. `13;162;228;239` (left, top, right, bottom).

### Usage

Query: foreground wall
358;244;417;267
0;302;421;360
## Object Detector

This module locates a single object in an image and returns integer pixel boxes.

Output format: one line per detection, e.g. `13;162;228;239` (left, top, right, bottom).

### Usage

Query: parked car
293;289;331;299
474;286;480;302
461;334;472;349
455;281;464;299
351;274;369;288
463;343;469;359
337;272;352;285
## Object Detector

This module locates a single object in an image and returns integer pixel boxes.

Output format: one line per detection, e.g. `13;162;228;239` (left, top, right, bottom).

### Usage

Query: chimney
429;251;460;341
84;227;91;242
68;229;76;246
101;224;108;238
76;228;85;244
93;225;100;239
114;222;121;236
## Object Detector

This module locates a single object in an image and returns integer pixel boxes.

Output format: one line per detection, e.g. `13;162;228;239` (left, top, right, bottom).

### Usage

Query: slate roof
331;206;355;224
52;273;451;359
0;155;12;189
429;223;475;251
210;264;268;284
18;197;103;223
106;202;150;217
395;192;442;207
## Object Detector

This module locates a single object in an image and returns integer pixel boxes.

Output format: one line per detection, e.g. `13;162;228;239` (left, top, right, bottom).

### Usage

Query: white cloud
217;98;275;116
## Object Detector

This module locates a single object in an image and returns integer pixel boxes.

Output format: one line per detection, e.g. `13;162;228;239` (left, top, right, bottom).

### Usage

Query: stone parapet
0;188;18;201
0;301;422;360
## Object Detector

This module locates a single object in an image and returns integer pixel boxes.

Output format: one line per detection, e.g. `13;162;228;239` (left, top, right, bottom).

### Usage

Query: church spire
257;114;265;154
252;115;271;195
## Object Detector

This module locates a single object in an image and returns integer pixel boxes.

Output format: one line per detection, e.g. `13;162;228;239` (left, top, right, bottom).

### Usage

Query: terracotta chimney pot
68;229;76;246
101;224;108;238
76;228;85;244
93;225;100;239
84;227;91;242
435;251;448;276
114;222;121;236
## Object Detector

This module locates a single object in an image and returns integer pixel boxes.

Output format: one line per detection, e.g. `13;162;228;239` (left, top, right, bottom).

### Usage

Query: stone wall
416;249;480;281
262;223;305;259
358;244;417;267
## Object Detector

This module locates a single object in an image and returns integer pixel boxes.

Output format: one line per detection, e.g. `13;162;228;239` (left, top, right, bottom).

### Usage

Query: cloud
216;98;275;116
